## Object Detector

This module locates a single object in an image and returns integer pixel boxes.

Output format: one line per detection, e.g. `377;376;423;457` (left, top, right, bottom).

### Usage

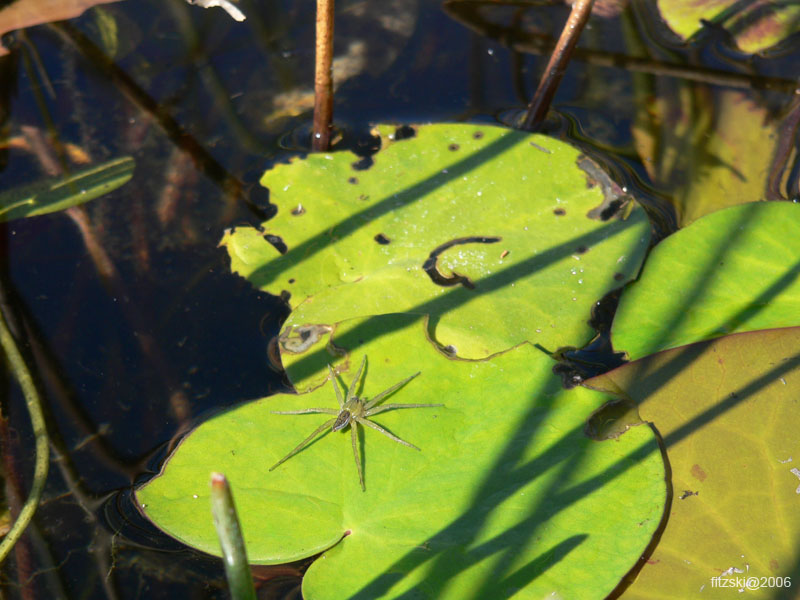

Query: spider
268;355;443;491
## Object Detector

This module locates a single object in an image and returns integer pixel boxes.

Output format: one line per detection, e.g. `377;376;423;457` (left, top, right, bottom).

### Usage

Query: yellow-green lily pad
222;123;651;360
138;313;667;599
587;326;800;598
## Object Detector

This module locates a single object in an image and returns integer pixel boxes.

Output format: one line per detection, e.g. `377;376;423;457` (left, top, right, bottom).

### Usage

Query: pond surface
0;0;798;598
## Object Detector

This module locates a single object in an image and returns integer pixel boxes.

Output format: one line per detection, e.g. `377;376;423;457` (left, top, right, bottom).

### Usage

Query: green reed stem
210;472;257;600
0;307;49;563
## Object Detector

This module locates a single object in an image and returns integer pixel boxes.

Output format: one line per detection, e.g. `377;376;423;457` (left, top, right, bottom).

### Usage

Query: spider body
269;355;443;490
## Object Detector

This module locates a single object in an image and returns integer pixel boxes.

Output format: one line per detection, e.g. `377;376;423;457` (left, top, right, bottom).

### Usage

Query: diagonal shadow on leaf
248;130;527;290
351;337;800;599
588;332;800;598
284;218;644;386
613;203;800;360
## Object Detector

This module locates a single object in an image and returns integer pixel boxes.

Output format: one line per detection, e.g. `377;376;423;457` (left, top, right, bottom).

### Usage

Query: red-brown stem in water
521;0;595;131
312;0;335;151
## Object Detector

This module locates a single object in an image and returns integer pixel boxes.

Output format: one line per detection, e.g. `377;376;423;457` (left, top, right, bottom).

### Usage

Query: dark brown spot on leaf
291;204;305;216
351;156;373;171
613;272;624;281
448;143;460;151
374;233;391;245
529;141;552;154
473;131;484;139
576;245;589;254
348;176;358;184
690;464;707;482
264;234;287;254
393;125;416;140
554;208;566;216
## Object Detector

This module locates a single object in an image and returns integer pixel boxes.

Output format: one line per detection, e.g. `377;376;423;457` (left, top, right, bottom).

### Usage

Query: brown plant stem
312;0;335;151
521;0;595;131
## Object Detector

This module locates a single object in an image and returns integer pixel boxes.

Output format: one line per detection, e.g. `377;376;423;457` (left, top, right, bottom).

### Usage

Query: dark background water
0;0;797;598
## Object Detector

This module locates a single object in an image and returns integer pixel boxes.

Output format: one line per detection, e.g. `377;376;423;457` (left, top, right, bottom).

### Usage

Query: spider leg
328;364;345;408
351;423;365;491
357;417;421;451
364;403;443;417
272;408;339;415
347;355;367;401
363;372;421;410
269;418;336;471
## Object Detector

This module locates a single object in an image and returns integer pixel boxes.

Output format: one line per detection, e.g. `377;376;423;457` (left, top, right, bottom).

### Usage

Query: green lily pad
222;123;651;359
138;313;667;599
587;326;800;598
656;0;800;54
0;156;134;222
612;202;800;360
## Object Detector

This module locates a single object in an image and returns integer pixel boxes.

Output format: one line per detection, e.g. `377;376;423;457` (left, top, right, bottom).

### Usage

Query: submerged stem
0;305;49;563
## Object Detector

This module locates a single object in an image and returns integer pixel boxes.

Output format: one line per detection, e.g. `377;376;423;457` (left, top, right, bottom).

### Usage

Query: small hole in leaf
351;156;373;171
374;233;391;245
264;234;287;254
553;208;566;216
393;125;416;141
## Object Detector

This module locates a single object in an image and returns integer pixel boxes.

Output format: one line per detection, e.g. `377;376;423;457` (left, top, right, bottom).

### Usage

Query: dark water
0;0;797;598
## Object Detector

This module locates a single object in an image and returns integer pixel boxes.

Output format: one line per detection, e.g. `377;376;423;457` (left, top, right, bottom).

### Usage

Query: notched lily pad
138;313;667;599
587;326;800;597
222;123;651;359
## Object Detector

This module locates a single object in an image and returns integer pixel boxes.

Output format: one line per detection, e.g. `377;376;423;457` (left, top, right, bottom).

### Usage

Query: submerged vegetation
0;1;799;599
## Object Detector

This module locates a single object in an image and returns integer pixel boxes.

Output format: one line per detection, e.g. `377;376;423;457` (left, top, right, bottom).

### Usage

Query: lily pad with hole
611;202;800;361
0;156;134;222
221;123;651;360
138;313;667;599
586;326;800;598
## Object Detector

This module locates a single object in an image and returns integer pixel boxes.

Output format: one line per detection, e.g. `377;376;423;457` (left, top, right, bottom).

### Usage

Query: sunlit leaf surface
139;313;667;599
222;123;651;360
612;202;800;360
588;327;800;598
